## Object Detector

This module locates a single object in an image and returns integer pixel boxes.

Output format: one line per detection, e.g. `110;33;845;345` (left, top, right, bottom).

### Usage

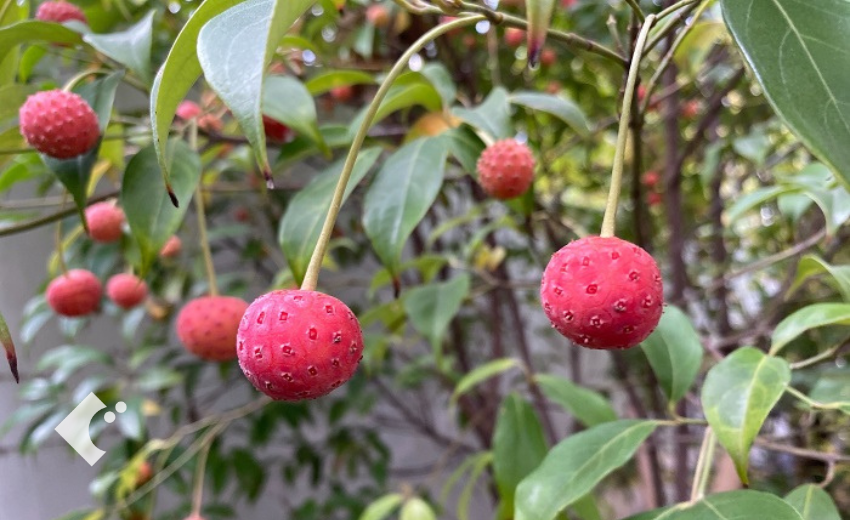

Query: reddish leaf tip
6;354;17;384
263;169;275;189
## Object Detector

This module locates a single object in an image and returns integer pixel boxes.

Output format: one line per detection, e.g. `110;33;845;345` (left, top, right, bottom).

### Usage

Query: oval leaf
701;347;791;484
0;21;83;62
348;73;442;136
452;87;512;141
640;305;703;405
623;490;803;520
515;420;658;520
721;0;850;188
535;374;617;427
121;140;201;272
510;91;591;137
399;498;437;520
770;303;850;355
359;493;404;520
304;69;376;95
789;255;850;302
785;484;841;520
362;137;449;274
452;358;520;403
263;75;327;154
402;274;470;351
84;11;154;84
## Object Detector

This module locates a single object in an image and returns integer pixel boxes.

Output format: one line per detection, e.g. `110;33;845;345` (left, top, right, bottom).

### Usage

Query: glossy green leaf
722;0;850;187
359;493;404;520
702;347;791;484
37;345;110;383
304;69;376;95
121;140;201;272
493;393;548;514
0;310;17;383
770;303;850;355
535;374;617;427
510;91;591;137
150;0;244;194
0;21;83;63
785;484;841;520
0;0;28;85
263;75;327;154
278;147;380;284
452;358;520;403
640;305;703;405
198;0;316;174
84;11;154;84
363;137;448;273
446;126;485;175
515;420;658;520
457;451;493;520
808;371;850;414
348;73;442;136
452;87;512;141
421;63;457;106
42;144;101;231
790;255;850;302
725;185;796;224
790;184;850;236
525;0;555;65
115;396;144;441
571;495;603;520
399;498;437;520
74;70;124;133
403;274;470;350
622;490;803;520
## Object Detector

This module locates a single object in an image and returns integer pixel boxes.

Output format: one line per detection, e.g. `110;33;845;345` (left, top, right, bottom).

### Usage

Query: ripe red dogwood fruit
642;170;661;188
175;100;202;121
330;85;354;103
159;236;182;259
236;290;364;401
106;274;148;309
36;1;87;24
647;192;662;207
176;296;249;361
85;202;125;243
540;236;663;349
540;48;557;67
476;139;536;200
19;90;99;159
46;269;102;317
505;27;525;47
263;116;291;143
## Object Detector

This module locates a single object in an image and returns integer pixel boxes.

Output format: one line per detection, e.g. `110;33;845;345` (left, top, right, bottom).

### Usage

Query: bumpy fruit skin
85;202;125;242
476;139;536;200
159;236;182;258
236;290;364;401
19;90;99;159
263;116;290;143
106;273;148;309
505;27;525;47
540;236;663;350
46;269;102;317
175;100;202;120
35;1;87;24
176;296;248;361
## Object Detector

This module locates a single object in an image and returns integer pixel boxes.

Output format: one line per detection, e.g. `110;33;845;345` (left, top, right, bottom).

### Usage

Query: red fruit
642;170;660;188
36;1;87;24
159;236;182;259
263;116;291;143
682;100;700;120
236;290;364;401
329;85;354;103
647;192;662;207
175;101;202;121
541;237;663;349
561;0;577;7
476;139;535;200
19;90;99;159
197;114;223;133
177;296;249;361
505;27;525;47
106;273;148;309
135;461;153;487
183;515;205;520
85;202;125;243
46;269;102;317
546;81;562;94
540;48;557;67
366;4;390;28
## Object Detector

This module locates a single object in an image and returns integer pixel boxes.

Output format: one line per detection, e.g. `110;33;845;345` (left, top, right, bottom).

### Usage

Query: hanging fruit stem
188;120;218;296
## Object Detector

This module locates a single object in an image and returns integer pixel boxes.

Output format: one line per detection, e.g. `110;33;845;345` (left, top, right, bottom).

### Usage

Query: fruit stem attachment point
189;120;218;297
600;14;656;238
299;14;486;292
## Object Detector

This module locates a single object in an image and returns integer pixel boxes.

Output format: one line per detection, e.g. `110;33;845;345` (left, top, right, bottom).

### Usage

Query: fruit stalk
189;120;218;296
600;14;656;238
300;14;486;291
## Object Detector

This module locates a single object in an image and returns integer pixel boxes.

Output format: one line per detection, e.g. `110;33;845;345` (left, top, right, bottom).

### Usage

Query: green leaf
790;255;850;302
525;0;555;65
702;347;791;484
721;0;850;188
197;0;316;174
42;143;101;231
150;0;244;193
0;21;83;63
115;396;144;441
452;87;512;141
452;358;520;403
420;63;457;106
785;484;841;520
492;393;548;514
358;493;404;520
362;137;449;274
278;147;381;284
446;126;486;175
571;495;603;520
770;303;850;355
640;305;703;405
725;185;796;224
232;448;266;500
304;69;376;95
622;490;803;520
37;345;110;383
457;451;493;520
84;11;154;84
262;75;327;155
135;366;183;391
535;374;617;427
515;420;658;520
402;274;470;350
348;73;442;136
74;70;124;133
399;498;437;520
510;91;591;137
121;140;201;272
808;371;850;413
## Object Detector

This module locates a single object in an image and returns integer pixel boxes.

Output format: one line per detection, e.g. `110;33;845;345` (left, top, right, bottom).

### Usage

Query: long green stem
600;14;656;238
786;386;847;411
790;341;847;370
189;120;218;296
191;434;214;516
657;0;699;20
62;70;109;92
624;0;646;22
690;427;716;502
300;15;486;291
